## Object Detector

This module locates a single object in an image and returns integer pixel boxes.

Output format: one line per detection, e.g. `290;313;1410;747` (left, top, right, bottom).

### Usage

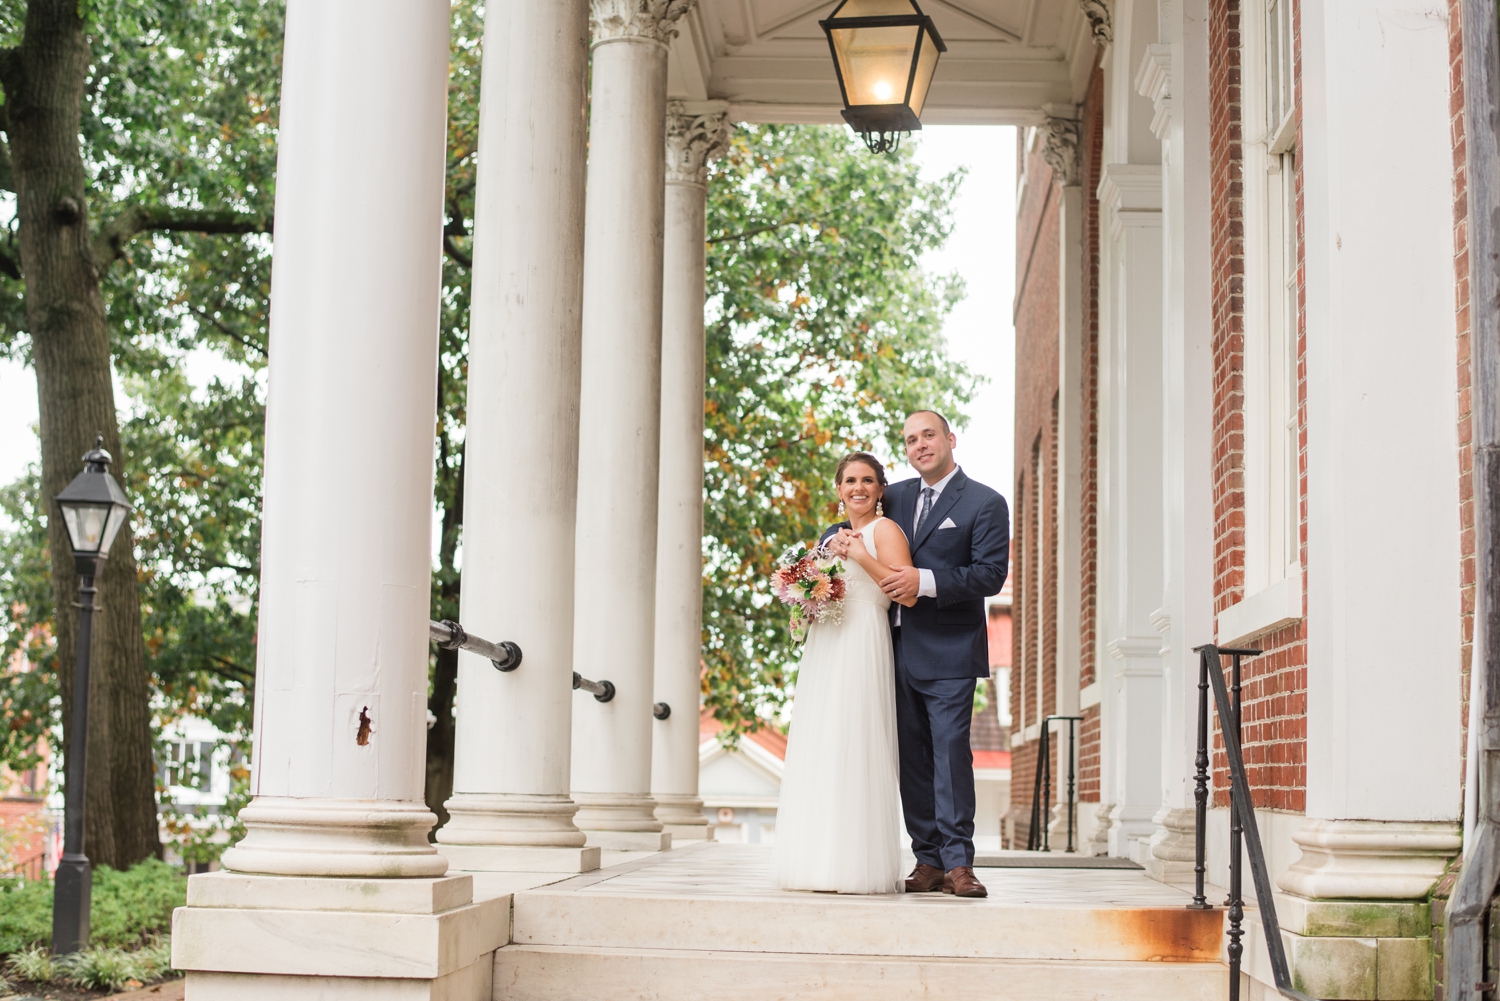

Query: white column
1097;163;1166;861
1145;0;1216;884
438;0;599;874
570;0;695;851
1284;0;1462;899
221;0;451;880
652;101;729;839
173;4;502;994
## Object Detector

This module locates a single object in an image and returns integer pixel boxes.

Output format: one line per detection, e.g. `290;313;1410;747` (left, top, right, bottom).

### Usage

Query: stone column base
1144;806;1197;883
439;844;601;873
221;797;449;878
1258;819;1461;1001
1075;801;1113;857
584;829;673;851
663;823;715;841
172;870;506;1000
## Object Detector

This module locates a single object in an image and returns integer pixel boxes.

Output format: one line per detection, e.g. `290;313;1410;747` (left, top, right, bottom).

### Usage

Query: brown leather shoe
905;863;945;892
943;866;988;898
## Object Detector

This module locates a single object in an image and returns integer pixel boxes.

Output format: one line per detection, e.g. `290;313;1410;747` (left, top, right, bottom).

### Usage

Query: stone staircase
490;843;1233;1001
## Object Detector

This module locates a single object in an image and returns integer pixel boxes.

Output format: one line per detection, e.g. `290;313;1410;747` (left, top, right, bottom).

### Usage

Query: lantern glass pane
101;504;129;555
907;28;941;116
830;23;921;107
62;503;111;554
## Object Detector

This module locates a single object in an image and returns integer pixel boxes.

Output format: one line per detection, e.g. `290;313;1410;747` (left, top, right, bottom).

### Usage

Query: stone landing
494;842;1233;1000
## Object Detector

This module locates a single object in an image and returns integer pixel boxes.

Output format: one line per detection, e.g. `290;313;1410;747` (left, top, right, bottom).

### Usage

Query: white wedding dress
772;517;903;894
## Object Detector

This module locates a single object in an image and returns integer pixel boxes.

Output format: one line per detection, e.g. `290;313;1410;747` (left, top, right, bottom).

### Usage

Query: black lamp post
820;0;946;154
51;435;132;955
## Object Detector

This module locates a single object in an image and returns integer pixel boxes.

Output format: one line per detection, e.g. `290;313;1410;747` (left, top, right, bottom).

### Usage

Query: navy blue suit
825;467;1009;870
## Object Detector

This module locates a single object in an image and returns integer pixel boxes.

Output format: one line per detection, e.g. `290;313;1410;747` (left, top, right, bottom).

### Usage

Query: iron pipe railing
653;702;671;720
1193;644;1313;1001
573;672;615;703
1027;714;1083;852
429;619;522;672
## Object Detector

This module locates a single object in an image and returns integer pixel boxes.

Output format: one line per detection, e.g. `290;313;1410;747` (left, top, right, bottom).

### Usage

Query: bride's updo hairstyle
834;451;888;492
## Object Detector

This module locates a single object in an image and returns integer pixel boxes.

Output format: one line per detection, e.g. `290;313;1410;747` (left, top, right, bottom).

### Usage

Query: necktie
916;487;935;533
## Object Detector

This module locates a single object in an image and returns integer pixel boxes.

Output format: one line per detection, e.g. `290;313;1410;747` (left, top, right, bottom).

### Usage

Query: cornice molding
665;100;731;186
591;0;697;46
1134;44;1173;140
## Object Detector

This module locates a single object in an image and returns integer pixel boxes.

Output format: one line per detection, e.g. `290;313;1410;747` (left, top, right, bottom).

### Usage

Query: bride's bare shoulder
873;517;912;554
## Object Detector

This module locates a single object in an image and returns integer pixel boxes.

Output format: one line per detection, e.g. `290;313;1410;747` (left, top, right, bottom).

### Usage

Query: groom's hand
880;567;921;603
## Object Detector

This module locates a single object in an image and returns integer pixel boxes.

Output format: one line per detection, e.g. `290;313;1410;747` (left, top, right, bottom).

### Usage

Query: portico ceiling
667;0;1100;125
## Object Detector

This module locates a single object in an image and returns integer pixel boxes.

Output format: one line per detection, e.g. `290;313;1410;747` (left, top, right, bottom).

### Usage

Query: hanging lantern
820;0;947;154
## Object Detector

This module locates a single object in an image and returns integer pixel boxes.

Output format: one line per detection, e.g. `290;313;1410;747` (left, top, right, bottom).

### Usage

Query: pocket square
938;517;958;529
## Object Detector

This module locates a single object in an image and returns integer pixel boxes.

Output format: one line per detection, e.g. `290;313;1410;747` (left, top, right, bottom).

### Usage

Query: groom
834;410;1009;898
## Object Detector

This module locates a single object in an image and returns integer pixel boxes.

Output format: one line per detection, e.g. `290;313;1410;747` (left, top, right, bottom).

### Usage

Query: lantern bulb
874;80;893;101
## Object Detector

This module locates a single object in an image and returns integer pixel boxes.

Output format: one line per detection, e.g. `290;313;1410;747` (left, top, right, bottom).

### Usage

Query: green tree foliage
702;125;976;738
0;0;282;858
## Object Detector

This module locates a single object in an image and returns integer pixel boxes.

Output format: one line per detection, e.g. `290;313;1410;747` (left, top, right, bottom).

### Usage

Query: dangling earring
876;499;884;517
838;500;846;517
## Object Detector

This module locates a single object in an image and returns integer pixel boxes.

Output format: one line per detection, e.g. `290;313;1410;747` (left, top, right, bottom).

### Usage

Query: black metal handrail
1027;714;1083;852
1192;644;1313;1001
429;619;522;672
573;672;615;703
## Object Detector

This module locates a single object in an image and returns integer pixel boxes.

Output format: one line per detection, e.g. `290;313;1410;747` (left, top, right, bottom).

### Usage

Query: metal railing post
1065;716;1078;854
1041;720;1053;852
1227;651;1246;1001
1191;649;1211;909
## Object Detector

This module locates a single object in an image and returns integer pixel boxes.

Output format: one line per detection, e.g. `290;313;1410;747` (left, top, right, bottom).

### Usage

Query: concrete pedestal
173;872;504;1000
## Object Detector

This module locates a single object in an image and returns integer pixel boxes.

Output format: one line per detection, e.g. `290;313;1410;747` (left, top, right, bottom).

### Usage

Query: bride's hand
839;528;868;558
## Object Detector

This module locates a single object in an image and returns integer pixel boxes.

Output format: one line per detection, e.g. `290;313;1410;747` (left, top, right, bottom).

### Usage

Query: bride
772;452;915;894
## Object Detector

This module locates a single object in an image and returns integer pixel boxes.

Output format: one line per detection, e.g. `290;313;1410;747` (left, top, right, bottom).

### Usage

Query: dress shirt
895;465;959;624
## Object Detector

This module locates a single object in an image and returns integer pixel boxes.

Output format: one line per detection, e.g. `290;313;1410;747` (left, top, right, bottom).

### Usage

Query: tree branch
93;205;273;270
188;303;267;357
708;216;819;245
443;205;471;269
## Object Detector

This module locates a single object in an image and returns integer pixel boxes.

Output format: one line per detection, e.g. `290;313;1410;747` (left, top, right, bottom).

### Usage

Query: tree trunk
0;0;161;869
424;644;458;833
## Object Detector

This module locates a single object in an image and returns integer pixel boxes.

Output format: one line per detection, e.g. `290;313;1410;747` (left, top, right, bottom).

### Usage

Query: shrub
5;944;56;982
0;879;52;956
58;943;169;991
0;858;186;957
89;860;186;949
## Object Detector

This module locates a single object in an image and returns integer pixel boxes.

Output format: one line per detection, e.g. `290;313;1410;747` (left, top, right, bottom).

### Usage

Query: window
1227;0;1302;638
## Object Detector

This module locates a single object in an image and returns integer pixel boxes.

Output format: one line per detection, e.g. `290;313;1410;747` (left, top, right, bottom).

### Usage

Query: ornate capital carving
591;0;697;46
1040;115;1081;187
665;101;731;186
1079;0;1112;45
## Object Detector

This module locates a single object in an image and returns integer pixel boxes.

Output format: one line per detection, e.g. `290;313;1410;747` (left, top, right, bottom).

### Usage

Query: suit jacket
822;468;1010;681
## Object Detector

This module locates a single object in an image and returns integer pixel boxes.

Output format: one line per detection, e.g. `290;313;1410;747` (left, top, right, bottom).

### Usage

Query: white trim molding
1216;569;1303;647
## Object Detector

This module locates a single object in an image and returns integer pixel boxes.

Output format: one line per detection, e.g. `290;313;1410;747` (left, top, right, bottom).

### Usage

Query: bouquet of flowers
772;543;847;642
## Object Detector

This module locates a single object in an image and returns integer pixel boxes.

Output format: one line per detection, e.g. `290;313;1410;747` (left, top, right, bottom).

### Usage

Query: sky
0;124;1020;541
902;125;1018;502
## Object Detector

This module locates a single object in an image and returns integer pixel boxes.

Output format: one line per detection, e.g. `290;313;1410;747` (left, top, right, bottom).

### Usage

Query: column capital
1040;112;1081;187
1079;0;1112;45
591;0;697;46
665;100;731;186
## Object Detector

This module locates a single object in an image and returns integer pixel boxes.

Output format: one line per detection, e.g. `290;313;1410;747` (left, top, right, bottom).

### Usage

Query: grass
0;858;186;956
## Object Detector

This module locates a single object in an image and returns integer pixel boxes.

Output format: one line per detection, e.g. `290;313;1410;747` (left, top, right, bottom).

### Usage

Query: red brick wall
1078;63;1105;803
1010;127;1063;838
1448;0;1476;799
1207;0;1309;811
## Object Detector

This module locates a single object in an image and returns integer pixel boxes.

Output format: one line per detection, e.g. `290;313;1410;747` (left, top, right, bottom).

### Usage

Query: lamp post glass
51;436;132;955
820;0;946;154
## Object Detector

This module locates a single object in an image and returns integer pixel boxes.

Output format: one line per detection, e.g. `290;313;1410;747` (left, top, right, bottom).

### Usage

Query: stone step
511;886;1228;963
492;944;1232;1001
